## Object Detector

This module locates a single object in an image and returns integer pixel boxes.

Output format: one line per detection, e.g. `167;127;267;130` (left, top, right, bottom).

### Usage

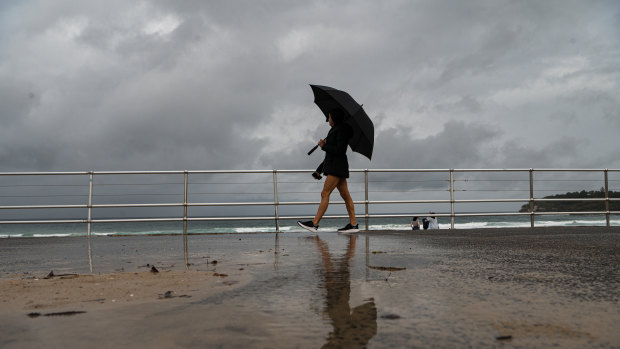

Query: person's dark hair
329;108;345;124
412;217;418;221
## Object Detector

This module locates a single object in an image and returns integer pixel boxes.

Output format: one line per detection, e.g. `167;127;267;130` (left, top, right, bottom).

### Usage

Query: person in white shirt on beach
427;213;439;229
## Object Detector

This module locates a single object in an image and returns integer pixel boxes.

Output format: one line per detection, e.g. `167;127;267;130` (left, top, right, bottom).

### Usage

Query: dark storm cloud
0;0;618;173
371;120;501;170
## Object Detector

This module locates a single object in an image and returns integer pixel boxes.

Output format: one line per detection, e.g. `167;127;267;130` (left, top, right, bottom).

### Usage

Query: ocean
0;214;617;238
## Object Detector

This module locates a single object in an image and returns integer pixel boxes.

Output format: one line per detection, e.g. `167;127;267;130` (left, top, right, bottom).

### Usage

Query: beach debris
210;260;218;265
213;272;228;277
223;281;239;286
158;290;191;299
381;314;401;320
372;251;386;254
367;265;406;272
150;266;159;273
43;271;79;279
46;311;87;317
83;298;106;303
496;335;513;341
27;311;86;318
385;272;392;281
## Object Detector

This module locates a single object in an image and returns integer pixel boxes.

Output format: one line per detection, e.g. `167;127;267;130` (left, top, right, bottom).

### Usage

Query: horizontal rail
0;205;89;210
2;211;616;225
2;168;618;176
7;197;616;211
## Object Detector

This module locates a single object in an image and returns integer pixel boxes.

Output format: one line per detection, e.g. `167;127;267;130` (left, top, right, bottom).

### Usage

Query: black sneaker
337;223;359;234
297;220;319;233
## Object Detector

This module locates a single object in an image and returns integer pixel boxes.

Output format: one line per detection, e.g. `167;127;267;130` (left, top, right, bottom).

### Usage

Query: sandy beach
1;227;618;348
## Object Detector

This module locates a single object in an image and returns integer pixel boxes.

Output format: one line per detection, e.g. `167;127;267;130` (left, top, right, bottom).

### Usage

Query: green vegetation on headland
519;189;620;212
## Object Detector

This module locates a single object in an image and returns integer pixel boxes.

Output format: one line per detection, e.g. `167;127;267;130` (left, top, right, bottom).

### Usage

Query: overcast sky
1;0;619;173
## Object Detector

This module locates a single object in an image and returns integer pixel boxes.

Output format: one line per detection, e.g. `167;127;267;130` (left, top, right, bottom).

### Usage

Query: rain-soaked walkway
0;226;618;348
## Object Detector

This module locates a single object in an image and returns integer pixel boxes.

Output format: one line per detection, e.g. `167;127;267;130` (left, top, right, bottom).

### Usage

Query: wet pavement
0;226;619;348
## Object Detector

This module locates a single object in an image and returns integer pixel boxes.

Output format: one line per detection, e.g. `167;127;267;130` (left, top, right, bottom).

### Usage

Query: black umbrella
308;84;374;160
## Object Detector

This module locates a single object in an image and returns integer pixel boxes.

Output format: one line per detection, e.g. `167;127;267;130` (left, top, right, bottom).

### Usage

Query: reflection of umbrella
309;84;374;160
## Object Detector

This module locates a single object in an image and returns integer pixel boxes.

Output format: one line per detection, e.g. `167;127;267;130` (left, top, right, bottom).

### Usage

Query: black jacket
315;123;352;178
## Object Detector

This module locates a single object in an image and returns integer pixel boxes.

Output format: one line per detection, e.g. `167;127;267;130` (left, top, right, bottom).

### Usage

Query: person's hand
312;172;322;180
318;139;326;148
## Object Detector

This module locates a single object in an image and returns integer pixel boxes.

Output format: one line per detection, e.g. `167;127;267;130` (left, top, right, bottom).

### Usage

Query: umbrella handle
307;145;319;155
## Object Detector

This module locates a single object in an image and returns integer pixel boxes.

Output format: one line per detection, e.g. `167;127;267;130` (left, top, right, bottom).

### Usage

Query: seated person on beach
410;217;420;230
427;213;439;229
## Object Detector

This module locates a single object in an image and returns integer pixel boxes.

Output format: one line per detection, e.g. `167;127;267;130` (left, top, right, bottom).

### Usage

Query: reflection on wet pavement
314;235;377;348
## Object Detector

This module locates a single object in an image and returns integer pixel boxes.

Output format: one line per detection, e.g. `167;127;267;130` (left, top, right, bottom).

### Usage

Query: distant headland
519;189;620;212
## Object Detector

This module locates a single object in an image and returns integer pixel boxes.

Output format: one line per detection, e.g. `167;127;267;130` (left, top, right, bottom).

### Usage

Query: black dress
315;123;352;179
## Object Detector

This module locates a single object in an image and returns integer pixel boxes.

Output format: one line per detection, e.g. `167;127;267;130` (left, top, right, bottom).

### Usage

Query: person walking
298;108;359;234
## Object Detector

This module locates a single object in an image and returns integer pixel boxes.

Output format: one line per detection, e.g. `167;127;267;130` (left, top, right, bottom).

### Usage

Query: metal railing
0;169;620;226
1;168;618;229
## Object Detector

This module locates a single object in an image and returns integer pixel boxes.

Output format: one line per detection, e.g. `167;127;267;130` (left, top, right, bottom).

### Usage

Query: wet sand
0;226;618;348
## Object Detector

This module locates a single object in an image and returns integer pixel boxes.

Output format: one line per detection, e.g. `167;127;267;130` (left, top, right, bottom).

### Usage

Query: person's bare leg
337;179;357;225
313;175;340;225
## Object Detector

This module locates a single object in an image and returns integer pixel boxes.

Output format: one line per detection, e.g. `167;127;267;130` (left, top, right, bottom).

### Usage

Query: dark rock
381;314;401;320
45;311;86;317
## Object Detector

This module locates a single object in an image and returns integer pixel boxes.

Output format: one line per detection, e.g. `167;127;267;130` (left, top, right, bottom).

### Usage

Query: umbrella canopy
310;84;374;160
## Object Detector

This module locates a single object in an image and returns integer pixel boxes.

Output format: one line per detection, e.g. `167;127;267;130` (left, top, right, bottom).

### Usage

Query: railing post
529;168;535;228
364;169;369;230
604;169;610;227
273;170;280;232
450;169;455;229
87;171;94;273
183;171;189;268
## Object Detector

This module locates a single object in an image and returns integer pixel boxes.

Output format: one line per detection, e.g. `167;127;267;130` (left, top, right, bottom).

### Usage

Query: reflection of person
427;213;439;229
298;108;359;233
410;216;420;230
313;235;377;347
